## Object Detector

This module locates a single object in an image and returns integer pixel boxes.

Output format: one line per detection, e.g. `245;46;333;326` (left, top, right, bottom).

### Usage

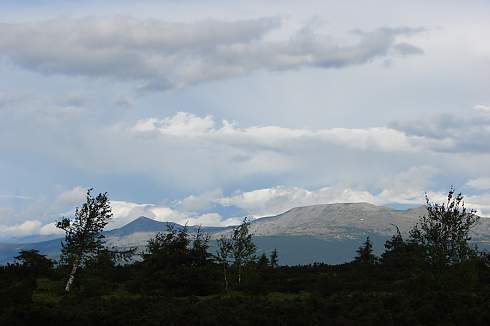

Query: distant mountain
216;203;490;264
249;203;426;238
1;203;489;265
0;238;63;265
106;216;229;237
103;216;231;249
0;233;62;244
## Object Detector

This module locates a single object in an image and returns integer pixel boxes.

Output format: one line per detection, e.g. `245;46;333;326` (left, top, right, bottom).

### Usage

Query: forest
1;188;489;325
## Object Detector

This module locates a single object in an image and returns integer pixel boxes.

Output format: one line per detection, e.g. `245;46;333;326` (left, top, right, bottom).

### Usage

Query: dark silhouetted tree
141;224;215;295
270;248;279;268
257;253;270;270
14;249;53;277
381;226;405;265
381;225;425;271
56;189;112;293
354;236;377;264
143;224;190;269
191;226;211;266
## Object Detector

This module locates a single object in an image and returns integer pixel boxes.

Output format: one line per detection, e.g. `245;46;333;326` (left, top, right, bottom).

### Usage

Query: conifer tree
381;226;405;265
270;248;279;268
257;253;270;270
191;226;211;266
14;249;53;277
354;236;377;264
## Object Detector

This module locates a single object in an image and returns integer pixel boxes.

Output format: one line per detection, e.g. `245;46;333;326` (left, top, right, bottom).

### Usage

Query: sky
0;0;489;240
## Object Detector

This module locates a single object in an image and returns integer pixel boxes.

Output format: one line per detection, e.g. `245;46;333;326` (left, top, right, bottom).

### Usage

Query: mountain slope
248;203;426;238
1;203;489;265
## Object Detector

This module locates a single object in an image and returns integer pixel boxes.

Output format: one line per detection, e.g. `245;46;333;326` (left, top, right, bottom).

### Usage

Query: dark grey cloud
390;111;490;154
113;95;133;109
394;42;424;55
0;17;424;91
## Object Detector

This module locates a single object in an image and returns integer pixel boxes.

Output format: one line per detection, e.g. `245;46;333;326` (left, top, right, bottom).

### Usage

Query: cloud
376;166;439;204
215;167;437;217
39;222;64;236
218;185;376;217
179;189;223;212
215;176;490;219
55;186;87;205
466;177;490;190
0;220;64;238
3;104;485;195
178;213;241;228
0;17;424;90
2;97;489;198
393;42;424;56
389;110;490;154
0;90;84;129
0;194;32;200
113;95;134;109
465;193;490;217
54;92;87;108
111;200;239;228
0;186;89;238
0;220;43;237
130;112;454;154
474;105;490;114
159;167;435;218
0;91;22;109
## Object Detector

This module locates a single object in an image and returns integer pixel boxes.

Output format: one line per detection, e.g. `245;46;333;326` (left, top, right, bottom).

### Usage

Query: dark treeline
1;188;489;325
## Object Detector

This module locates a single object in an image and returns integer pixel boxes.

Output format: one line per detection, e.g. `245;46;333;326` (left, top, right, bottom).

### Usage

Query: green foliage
230;217;257;286
57;189;113;267
143;224;191;270
139;224;219;296
56;188;113;292
409;187;480;267
216;235;233;290
381;226;425;273
31;278;64;306
191;227;212;265
214;218;257;289
1;187;489;324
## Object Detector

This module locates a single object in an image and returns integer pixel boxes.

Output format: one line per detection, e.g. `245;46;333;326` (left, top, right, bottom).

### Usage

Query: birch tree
56;189;112;293
216;236;232;290
231;218;256;286
409;187;479;267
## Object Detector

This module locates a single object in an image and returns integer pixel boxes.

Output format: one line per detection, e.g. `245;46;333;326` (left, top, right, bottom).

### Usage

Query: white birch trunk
223;263;228;291
65;257;80;293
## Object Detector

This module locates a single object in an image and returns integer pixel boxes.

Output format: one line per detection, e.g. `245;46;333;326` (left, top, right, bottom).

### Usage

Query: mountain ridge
1;202;489;265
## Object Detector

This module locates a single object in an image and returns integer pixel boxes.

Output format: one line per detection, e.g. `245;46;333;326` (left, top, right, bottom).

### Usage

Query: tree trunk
238;264;241;286
223;263;228;291
65;256;80;293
